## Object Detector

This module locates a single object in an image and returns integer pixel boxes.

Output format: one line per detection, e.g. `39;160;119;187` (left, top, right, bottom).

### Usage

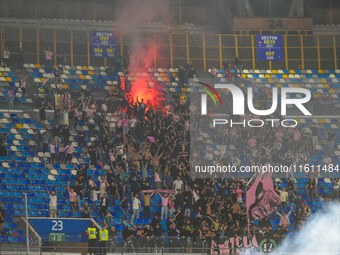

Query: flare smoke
115;0;171;108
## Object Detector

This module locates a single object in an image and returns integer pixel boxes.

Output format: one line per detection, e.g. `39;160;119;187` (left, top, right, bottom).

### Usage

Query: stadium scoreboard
49;232;66;242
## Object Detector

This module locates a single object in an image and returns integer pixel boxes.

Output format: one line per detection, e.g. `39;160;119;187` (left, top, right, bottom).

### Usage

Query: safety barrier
1;27;340;71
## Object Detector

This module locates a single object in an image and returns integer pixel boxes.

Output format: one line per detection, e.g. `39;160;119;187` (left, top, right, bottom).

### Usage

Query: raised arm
157;191;163;198
287;207;293;216
175;209;181;217
87;95;92;107
48;102;54;110
276;211;282;217
292;192;297;200
158;151;164;159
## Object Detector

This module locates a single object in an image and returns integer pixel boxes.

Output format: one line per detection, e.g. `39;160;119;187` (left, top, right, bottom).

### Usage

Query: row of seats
0;215;26;243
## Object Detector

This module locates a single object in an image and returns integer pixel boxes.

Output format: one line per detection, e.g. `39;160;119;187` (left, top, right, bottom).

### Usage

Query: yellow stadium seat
5;77;12;82
265;74;271;78
320;79;327;83
79;75;86;80
282;74;288;78
272;70;278;74
241;74;247;78
268;79;274;83
0;72;2;76
163;77;170;82
62;84;69;89
16;124;23;129
277;84;282;88
323;84;330;88
289;70;295;74
318;119;325;123
53;65;57;69
294;84;301;87
35;64;41;68
41;78;46;82
82;66;88;70
88;71;94;75
182;88;188;92
318;70;324;74
329;89;335;93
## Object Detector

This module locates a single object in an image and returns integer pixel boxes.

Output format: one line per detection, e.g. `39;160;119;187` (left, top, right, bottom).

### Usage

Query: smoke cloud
116;0;171;71
274;202;340;254
115;0;171;108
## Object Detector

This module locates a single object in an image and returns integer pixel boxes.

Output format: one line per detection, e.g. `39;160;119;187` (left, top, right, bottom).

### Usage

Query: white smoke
275;201;340;254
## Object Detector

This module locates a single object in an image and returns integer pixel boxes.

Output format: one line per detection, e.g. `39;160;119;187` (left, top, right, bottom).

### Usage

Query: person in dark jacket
234;54;242;78
178;66;185;88
99;193;109;217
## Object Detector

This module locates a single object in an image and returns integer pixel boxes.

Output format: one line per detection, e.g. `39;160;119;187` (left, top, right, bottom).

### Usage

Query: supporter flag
98;161;104;168
246;171;281;221
147;136;156;143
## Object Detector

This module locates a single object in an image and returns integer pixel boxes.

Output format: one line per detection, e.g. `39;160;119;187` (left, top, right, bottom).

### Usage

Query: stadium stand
0;61;339;247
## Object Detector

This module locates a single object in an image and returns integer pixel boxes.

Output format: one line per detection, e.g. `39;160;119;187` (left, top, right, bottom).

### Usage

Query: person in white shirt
44;47;53;71
276;207;293;230
90;187;101;212
116;143;125;162
129;117;138;137
276;187;289;212
3;48;10;67
323;155;332;165
132;194;141;219
47;187;58;218
173;176;183;193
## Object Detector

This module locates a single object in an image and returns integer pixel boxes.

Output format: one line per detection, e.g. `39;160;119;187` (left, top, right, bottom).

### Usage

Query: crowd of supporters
32;64;338;249
0;51;339;251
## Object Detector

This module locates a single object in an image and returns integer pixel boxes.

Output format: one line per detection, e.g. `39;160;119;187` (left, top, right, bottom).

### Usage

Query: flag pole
246;172;257;237
24;193;29;255
246;181;251;236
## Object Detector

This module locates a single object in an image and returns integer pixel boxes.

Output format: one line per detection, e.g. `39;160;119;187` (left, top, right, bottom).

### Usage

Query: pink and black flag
246;171;281;221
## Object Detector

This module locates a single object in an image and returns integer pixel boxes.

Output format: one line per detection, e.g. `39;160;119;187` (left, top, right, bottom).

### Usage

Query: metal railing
1;26;339;71
0;237;260;255
0;246;209;255
0;237;214;255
